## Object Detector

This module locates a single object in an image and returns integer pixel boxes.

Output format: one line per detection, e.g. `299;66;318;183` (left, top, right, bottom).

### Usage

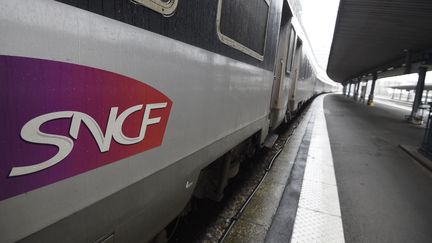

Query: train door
269;3;293;129
288;37;303;112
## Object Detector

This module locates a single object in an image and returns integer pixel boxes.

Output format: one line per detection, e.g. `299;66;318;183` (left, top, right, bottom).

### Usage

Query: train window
286;27;296;75
295;38;303;79
216;0;270;61
132;0;178;17
301;59;309;79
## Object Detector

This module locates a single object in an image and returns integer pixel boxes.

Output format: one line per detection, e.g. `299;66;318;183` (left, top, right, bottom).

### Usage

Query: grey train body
0;0;334;242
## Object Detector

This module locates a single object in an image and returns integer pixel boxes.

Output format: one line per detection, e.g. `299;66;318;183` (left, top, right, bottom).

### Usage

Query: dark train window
216;0;270;61
286;27;297;74
301;59;309;79
295;38;303;79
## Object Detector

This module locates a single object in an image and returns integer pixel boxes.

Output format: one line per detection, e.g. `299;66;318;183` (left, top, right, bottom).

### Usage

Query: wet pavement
224;103;312;242
325;94;432;243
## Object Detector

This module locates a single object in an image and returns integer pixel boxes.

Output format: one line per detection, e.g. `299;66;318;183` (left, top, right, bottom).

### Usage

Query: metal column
367;74;377;106
352;83;357;99
363;80;369;104
354;80;360;101
409;67;428;123
420;106;432;157
347;82;352;97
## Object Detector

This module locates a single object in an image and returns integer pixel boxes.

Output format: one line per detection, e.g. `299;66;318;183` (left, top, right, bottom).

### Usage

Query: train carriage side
266;1;330;129
0;0;288;242
268;1;295;129
284;22;334;113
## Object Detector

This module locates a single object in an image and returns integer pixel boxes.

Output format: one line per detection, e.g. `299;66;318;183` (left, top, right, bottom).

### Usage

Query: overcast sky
290;0;340;70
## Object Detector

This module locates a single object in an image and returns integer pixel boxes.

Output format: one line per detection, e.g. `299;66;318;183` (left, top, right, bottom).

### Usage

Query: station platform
224;94;432;242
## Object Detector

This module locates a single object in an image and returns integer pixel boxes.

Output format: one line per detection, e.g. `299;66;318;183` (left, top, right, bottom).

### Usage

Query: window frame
132;0;178;17
285;27;297;75
216;0;271;61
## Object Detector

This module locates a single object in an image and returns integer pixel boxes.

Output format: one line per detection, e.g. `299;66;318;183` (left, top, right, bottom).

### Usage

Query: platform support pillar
352;83;356;99
353;82;357;99
367;74;377;106
347;82;352;97
408;67;428;124
362;80;369;104
354;79;360;101
421;107;432;157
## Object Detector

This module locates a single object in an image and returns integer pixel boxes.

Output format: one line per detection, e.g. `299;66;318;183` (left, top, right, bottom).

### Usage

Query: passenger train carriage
0;0;334;242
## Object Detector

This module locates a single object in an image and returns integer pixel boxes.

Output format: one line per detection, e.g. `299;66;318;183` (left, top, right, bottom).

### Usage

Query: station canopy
327;0;432;83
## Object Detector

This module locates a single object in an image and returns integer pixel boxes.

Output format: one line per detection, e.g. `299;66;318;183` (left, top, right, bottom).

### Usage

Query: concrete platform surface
325;94;432;243
225;93;432;243
224;94;313;243
265;95;344;243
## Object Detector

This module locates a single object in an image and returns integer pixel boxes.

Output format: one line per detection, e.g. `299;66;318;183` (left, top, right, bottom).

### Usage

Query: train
0;0;336;242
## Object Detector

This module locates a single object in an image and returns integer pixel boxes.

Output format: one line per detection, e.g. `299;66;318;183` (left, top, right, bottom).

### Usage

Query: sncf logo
0;56;172;201
10;103;167;177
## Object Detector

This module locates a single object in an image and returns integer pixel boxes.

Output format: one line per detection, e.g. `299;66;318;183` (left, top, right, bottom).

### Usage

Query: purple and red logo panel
0;55;172;201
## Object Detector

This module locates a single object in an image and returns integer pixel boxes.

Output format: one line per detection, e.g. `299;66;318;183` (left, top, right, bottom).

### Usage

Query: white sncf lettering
9;103;167;177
